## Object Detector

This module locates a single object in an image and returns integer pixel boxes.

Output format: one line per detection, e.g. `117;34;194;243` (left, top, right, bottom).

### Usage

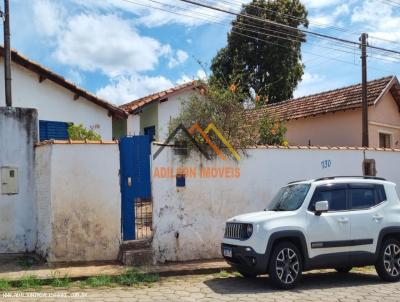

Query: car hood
227;210;294;224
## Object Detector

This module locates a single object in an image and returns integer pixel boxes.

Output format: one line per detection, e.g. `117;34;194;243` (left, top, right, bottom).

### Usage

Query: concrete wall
0;59;113;139
126;89;199;141
0;107;38;253
285;91;400;148
151;145;400;262
286;109;362;147
140;103;158;139
369;92;400;148
35;143;121;262
157;90;195;142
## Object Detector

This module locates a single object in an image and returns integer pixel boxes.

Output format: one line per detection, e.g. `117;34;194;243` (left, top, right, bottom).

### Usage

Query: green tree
169;81;258;159
258;114;288;145
211;0;308;105
67;124;102;141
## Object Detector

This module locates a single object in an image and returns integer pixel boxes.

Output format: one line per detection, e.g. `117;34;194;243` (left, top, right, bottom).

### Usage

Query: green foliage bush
67;124;101;141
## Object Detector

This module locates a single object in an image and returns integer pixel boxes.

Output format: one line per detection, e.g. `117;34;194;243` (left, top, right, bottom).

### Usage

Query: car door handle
373;214;383;221
337;217;349;224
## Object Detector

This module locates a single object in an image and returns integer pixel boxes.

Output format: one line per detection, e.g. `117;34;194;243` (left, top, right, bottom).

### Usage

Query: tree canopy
210;0;308;105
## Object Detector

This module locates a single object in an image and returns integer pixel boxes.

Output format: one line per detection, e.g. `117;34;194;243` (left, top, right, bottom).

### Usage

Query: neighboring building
0;47;126;141
250;76;400;148
120;82;201;141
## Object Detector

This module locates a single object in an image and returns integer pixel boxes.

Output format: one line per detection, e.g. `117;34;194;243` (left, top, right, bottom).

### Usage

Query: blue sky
6;0;400;105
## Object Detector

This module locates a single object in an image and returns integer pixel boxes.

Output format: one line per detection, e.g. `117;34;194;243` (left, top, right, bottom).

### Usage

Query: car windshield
267;184;311;211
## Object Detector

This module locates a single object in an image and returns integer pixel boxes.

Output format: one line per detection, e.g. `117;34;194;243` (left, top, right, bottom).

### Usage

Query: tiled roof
0;46;127;118
153;142;400;152
248;76;400;121
120;81;200;114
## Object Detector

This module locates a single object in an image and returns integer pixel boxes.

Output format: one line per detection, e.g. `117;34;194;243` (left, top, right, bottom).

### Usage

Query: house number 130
321;160;331;169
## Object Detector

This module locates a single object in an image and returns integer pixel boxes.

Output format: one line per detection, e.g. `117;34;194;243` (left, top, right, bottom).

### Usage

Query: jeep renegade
221;176;400;289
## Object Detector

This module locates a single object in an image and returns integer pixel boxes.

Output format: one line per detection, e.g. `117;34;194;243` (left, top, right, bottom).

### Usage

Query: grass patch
215;270;230;278
0;269;159;290
232;271;243;278
113;269;159;286
83;275;113;288
48;272;71;288
81;269;159;288
0;279;11;291
16;275;42;290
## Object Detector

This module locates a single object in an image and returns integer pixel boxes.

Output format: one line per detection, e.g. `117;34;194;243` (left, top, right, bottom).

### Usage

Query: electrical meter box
1;167;18;195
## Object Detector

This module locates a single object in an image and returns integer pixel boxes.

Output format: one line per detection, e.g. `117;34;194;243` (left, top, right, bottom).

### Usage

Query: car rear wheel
335;267;352;273
375;238;400;282
268;241;302;289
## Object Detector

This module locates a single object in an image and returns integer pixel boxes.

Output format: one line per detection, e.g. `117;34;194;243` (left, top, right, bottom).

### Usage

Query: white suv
221;176;400;289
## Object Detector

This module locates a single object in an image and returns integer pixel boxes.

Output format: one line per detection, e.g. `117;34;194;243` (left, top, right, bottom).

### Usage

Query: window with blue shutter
39;120;70;141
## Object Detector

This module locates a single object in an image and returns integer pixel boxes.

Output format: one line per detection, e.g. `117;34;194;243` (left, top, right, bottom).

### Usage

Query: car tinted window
350;188;375;209
349;184;387;209
310;188;347;211
376;185;387;203
268;184;311;211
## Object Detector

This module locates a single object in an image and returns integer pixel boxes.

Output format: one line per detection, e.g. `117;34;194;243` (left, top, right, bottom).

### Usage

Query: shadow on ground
205;271;383;294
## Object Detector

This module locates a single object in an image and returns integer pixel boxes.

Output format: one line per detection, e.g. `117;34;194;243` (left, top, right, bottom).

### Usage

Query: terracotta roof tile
248;76;397;121
0;46;127;118
120;81;200;113
35;139;118;147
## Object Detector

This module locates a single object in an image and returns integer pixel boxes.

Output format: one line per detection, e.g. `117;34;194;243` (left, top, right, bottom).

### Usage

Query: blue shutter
39;120;70;141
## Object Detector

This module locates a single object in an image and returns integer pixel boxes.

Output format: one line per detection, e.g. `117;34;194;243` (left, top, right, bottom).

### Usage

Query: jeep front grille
224;223;244;239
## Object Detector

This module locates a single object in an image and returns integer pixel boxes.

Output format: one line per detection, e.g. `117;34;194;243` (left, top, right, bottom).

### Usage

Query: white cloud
309;3;349;27
32;0;65;37
67;69;84;85
176;69;207;85
197;69;207;80
294;72;326;98
96;75;174;105
70;0;240;28
168;49;189;68
53;14;170;77
177;74;192;85
301;0;343;9
351;0;400;45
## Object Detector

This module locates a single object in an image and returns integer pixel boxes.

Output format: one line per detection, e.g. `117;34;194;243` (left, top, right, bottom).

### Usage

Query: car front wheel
375;238;400;282
268;241;302;289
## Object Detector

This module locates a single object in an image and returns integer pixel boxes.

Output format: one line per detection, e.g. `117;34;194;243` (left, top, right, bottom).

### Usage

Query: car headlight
245;224;253;238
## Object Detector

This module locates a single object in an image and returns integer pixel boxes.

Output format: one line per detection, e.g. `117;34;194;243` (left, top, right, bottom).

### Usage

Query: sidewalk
0;254;230;281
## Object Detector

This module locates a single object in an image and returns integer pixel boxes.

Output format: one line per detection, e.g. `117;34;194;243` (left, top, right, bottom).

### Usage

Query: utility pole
2;0;12;107
360;33;368;147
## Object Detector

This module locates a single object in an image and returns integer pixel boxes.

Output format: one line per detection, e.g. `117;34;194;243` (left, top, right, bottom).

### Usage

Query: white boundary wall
35;143;121;262
0;107;38;253
151;145;400;262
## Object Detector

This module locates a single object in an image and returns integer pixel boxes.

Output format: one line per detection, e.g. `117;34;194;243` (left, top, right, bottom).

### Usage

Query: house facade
120;82;200;142
251;76;400;148
0;47;126;141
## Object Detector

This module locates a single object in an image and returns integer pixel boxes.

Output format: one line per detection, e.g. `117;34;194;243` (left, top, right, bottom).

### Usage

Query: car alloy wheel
383;243;400;277
275;247;300;285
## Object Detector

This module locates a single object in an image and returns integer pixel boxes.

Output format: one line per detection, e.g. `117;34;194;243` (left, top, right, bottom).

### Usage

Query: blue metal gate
119;136;151;241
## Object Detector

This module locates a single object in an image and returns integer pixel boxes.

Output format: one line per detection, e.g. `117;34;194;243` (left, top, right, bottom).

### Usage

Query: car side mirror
315;200;329;216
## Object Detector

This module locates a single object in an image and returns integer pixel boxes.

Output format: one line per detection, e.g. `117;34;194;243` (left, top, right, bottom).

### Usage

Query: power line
117;0;400;70
178;0;400;56
145;0;362;55
143;0;400;61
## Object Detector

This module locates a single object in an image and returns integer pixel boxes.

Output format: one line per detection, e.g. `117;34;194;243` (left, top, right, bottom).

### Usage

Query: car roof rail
287;180;306;184
314;176;387;181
